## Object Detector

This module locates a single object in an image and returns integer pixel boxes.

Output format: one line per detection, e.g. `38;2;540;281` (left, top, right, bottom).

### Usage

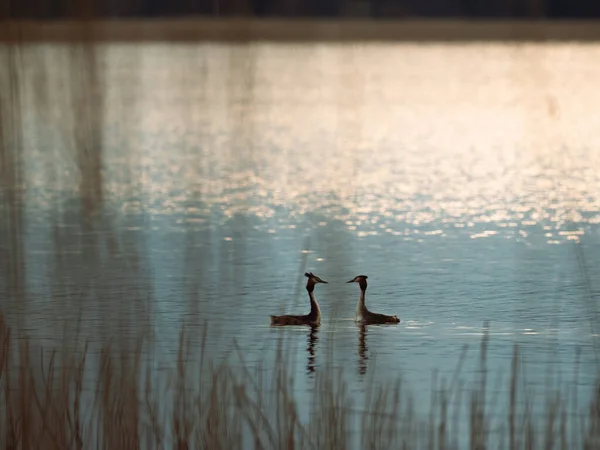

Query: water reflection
0;42;25;326
358;324;368;376
4;43;600;248
0;39;599;432
306;325;319;375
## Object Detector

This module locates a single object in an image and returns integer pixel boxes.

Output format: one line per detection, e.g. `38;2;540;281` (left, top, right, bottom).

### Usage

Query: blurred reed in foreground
0;313;599;450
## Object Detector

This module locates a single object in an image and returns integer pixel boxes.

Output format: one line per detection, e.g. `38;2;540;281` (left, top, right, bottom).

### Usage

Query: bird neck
356;287;367;313
308;289;320;317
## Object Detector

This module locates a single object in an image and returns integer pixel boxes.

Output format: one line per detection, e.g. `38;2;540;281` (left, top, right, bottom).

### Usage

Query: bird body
270;272;328;326
347;275;400;325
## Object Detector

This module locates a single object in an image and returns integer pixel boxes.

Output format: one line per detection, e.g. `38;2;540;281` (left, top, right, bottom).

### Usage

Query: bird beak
320;279;329;284
346;279;355;283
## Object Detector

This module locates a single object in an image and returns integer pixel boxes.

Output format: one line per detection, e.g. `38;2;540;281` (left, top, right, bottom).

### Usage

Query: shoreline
2;19;600;43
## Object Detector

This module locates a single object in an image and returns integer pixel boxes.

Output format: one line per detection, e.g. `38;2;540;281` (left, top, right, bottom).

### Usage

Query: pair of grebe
270;272;400;326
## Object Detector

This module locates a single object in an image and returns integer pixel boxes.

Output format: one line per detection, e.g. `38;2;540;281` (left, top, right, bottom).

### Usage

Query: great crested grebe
347;275;400;325
270;272;328;326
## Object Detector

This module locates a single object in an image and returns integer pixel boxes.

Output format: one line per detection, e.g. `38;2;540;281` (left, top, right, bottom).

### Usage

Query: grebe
347;275;400;325
270;272;328;326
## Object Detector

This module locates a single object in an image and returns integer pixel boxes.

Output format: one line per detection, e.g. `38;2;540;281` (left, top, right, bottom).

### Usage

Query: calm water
2;40;600;428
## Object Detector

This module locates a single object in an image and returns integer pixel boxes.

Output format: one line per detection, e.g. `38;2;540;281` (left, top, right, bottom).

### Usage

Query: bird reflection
358;324;368;375
306;325;319;374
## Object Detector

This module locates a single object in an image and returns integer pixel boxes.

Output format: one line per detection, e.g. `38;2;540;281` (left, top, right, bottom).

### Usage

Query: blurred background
3;0;600;18
1;1;600;448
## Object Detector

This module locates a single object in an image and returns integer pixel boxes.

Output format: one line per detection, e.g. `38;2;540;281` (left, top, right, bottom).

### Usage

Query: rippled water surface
2;40;600;422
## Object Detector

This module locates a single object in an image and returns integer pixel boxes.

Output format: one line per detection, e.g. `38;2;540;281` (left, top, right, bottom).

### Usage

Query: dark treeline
3;0;600;19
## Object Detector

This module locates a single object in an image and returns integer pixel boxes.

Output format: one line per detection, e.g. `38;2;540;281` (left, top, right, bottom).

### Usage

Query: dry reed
0;313;598;450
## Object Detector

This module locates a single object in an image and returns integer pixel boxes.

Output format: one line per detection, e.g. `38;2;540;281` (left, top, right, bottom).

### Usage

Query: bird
270;272;328;326
347;275;400;325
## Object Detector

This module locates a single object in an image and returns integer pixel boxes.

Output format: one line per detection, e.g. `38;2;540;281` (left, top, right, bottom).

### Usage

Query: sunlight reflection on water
16;42;600;247
3;40;600;430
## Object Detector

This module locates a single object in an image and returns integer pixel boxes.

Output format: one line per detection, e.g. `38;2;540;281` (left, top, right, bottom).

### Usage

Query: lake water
1;38;600;443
